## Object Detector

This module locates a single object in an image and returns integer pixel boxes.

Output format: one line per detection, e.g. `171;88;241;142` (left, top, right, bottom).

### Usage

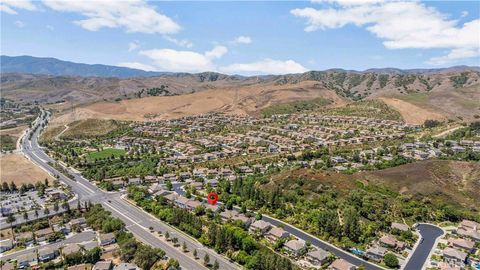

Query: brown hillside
268;160;480;211
50;80;344;124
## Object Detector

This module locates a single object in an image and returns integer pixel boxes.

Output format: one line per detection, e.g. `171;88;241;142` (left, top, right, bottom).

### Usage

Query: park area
87;148;126;161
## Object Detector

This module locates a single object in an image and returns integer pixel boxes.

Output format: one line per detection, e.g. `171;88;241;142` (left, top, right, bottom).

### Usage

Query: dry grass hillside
2;68;479;125
267;160;480;211
50;81;344;124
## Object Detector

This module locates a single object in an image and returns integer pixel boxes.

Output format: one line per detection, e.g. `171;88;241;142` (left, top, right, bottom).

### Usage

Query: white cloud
205;46;228;59
233;36;252;44
461;11;468;18
14;20;25;28
220;59;308;75
291;0;480;65
0;0;36;14
118;62;156;71
163;35;194;48
139;45;228;73
42;0;180;34
427;48;480;65
128;41;140;52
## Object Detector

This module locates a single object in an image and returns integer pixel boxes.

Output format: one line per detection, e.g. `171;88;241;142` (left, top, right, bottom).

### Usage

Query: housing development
1;1;480;270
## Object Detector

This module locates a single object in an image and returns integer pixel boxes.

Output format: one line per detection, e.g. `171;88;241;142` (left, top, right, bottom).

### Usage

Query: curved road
404;224;444;270
15;111;239;270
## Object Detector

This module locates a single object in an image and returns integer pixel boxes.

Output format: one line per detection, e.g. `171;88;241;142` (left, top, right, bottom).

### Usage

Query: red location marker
207;192;219;205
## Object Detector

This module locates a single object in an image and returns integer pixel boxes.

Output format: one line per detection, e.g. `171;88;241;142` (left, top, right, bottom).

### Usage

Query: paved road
173;182;384;270
403;224;443;270
14;111;239;270
0;231;96;261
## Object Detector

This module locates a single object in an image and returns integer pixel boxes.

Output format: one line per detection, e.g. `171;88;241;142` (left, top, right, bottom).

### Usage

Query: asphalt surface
0;231;96;261
13;112;239;270
403;224;443;270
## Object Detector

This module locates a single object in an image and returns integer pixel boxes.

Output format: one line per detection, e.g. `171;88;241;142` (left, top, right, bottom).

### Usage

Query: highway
16;111;239;270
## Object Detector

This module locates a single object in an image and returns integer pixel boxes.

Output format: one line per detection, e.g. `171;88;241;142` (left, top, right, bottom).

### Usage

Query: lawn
87;148;126;161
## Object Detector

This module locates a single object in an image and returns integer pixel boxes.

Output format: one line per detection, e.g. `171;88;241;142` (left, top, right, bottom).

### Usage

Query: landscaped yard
87;148;126;160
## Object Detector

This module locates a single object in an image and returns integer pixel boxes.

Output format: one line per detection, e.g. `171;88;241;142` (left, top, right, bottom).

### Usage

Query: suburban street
15;112;239;270
403;224;444;270
0;231;96;261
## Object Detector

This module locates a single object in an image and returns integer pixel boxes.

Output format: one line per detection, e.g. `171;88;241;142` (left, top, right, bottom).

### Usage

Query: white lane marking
104;200;211;270
27;150;95;195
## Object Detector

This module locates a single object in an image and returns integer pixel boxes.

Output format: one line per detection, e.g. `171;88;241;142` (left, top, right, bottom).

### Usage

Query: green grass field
87;148;126;160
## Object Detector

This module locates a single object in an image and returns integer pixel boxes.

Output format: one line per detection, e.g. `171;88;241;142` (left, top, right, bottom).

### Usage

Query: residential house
185;200;202;211
456;221;480;241
365;245;387;262
379;234;406;250
34;227;54;242
448;238;475;253
0;239;13;253
93;261;112;270
284;239;307;257
98;233;116;246
266;227;289;242
38;247;58;262
306;248;330;266
17;251;38;268
249;220;272;235
15;231;34;246
443;248;467;266
327;259;356;270
63;243;81;256
114;263;141;270
82;241;100;251
128;178;142;185
53;223;71;235
219;210;253;227
69;217;86;229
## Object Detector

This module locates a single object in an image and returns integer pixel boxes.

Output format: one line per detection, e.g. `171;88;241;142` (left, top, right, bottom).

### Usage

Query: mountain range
2;55;479;78
1;55;479;125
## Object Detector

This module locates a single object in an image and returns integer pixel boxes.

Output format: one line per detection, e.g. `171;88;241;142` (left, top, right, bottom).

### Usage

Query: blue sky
1;0;479;75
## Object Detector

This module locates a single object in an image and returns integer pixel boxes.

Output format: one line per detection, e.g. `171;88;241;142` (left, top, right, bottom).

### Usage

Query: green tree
166;180;173;191
203;253;210;266
134;245;163;270
167;258;180;269
53;202;59;212
193;249;198;259
213;260;219;270
384;253;399;268
6;214;15;226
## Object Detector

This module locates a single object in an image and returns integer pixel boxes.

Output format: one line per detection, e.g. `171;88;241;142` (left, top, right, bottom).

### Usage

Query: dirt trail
55;124;69;140
432;126;462;138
